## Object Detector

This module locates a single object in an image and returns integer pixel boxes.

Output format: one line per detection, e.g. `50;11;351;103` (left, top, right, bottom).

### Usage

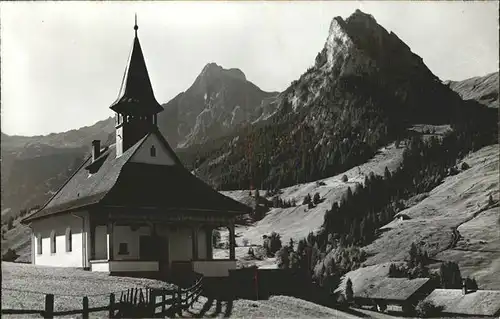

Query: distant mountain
183;10;497;191
158;63;278;148
444;72;499;108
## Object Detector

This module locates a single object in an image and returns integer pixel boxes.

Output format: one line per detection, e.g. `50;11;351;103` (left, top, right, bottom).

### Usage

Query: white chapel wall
31;211;88;268
113;225;151;260
130;133;177;166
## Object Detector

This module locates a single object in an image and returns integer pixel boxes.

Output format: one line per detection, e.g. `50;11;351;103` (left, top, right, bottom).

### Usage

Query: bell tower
110;15;164;157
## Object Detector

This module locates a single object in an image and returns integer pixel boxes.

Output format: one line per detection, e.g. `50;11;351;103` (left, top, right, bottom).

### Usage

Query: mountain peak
199;62;247;82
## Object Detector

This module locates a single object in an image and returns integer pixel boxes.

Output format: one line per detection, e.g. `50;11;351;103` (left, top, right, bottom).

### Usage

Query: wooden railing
153;275;204;317
1;275;204;318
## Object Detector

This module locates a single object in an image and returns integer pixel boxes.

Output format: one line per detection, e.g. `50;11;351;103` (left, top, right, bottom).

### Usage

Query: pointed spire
109;16;163;115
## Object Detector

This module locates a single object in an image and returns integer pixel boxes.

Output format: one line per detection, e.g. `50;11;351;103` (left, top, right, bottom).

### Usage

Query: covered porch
87;208;237;278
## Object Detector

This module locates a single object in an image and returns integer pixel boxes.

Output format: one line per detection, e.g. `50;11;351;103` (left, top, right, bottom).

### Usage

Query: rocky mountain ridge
445;71;499;109
158;62;278;148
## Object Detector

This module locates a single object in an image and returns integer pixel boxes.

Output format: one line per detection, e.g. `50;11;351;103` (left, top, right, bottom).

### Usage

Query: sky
1;1;498;137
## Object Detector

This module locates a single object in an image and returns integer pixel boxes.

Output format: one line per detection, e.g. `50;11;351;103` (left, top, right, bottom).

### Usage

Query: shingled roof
424;289;500;317
23;130;250;223
355;277;431;301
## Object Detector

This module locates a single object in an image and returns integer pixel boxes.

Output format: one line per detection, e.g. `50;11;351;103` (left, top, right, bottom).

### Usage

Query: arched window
66;227;72;252
150;145;156;157
37;234;43;255
50;230;56;254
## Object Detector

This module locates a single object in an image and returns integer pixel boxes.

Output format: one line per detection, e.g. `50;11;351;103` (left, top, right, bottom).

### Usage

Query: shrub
303;194;312;205
388;263;408;278
2;248;19;262
341;175;348;183
488;194;494;206
248;247;255;257
308;202;315;209
313;192;321;205
276;246;290;269
263;232;282;256
415;300;443;318
242;238;249;247
461;162;470;170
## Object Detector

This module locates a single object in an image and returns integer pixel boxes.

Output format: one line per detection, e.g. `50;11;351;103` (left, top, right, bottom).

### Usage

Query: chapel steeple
111;15;164;157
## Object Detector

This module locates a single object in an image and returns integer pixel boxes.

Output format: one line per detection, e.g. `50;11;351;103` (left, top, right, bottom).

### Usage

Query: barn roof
424;289;500;317
22;130;250;223
355;277;431;301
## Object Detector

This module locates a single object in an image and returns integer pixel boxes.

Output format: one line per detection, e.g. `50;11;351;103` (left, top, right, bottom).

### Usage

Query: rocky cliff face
158;63;278;148
445;72;499;108
277;9;457;124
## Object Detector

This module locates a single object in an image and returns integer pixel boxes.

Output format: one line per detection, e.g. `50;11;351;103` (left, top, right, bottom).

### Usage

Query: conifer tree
345;278;354;303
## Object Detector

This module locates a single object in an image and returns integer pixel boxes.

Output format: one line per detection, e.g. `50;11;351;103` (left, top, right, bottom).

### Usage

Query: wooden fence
1;276;204;318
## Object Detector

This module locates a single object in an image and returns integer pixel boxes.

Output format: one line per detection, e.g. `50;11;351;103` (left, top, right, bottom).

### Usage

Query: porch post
107;222;114;261
90;220;96;260
229;222;236;260
206;226;213;260
192;225;199;261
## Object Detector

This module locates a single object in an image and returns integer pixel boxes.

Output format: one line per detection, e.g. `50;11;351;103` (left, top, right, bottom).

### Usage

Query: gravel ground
1;262;174;314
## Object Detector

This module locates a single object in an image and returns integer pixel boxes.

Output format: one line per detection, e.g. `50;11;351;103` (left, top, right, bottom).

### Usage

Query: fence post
149;289;156;316
177;287;182;315
82;296;89;319
109;293;115;318
161;289;166;314
44;294;54;319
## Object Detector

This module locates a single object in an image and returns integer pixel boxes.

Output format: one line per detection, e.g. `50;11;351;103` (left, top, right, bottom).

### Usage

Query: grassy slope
363;144;499;289
1;219;31;262
222;142;405;247
1;262;174;313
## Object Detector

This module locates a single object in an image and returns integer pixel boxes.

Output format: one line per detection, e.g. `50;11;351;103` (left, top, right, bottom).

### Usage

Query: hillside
445;72;499;108
1;119;114;219
221;142;405;247
363;144;499;289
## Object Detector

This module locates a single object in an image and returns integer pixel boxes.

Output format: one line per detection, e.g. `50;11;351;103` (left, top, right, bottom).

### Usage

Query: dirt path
442;202;498;252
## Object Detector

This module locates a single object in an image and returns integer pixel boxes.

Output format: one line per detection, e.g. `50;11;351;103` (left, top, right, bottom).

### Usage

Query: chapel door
139;236;155;260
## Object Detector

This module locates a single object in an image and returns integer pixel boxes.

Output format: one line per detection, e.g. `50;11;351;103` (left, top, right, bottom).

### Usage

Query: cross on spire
134;13;138;37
